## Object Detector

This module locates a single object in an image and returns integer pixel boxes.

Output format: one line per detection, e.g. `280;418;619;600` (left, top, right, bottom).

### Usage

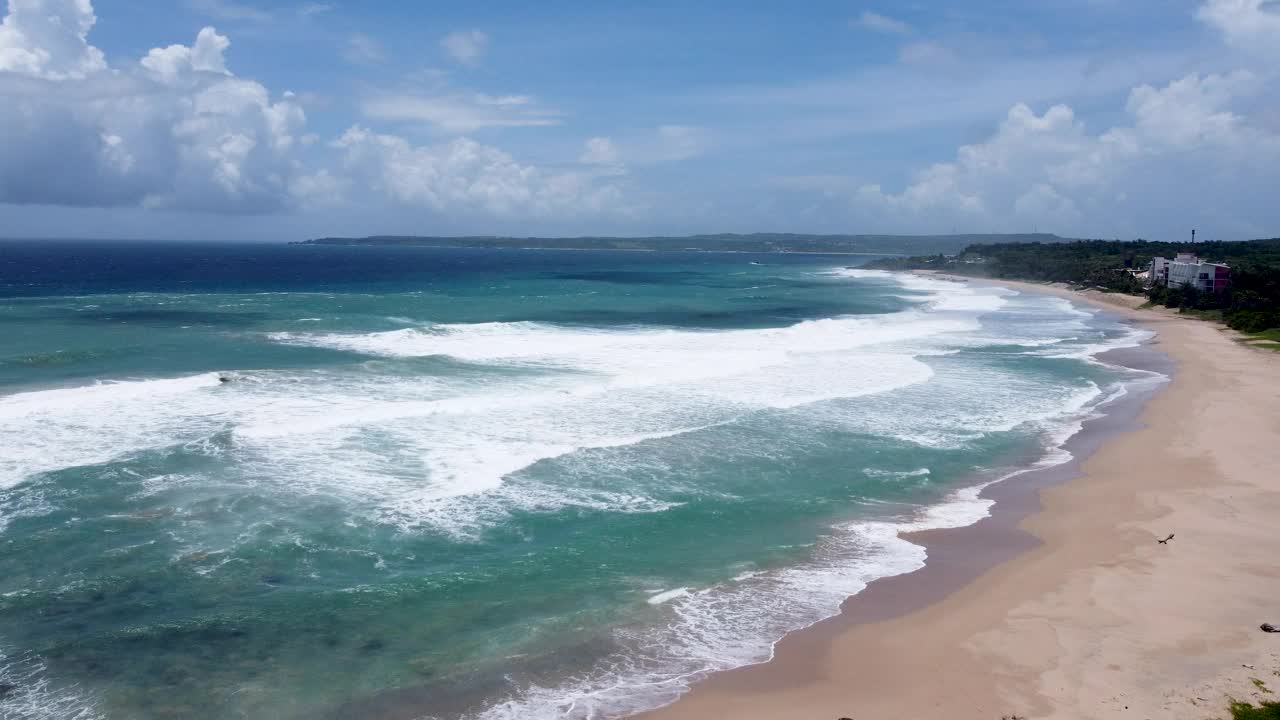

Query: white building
1149;256;1170;286
1149;253;1230;293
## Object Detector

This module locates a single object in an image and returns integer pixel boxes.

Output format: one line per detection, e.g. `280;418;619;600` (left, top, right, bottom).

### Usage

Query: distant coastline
296;232;1080;257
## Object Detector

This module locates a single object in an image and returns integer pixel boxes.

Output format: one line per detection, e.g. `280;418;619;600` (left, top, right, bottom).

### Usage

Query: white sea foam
0;373;224;489
470;481;997;720
1042;324;1156;361
0;266;1170;720
0;649;103;720
466;369;1163;720
646;588;690;605
462;270;1169;720
242;278;1002;531
863;467;932;480
828;267;1012;313
233;305;978;530
0;267;1146;541
0;321;938;531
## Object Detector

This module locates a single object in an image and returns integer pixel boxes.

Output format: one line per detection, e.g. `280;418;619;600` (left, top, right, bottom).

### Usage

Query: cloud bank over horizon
1;0;1278;240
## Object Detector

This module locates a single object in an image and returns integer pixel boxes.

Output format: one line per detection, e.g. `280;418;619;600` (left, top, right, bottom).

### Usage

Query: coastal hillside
297;233;1079;256
867;238;1280;333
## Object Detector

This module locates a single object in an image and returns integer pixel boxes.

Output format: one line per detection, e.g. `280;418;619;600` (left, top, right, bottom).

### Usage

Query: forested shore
867;238;1280;333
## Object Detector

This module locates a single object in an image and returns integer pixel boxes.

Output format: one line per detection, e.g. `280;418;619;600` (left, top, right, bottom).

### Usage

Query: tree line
867;238;1280;333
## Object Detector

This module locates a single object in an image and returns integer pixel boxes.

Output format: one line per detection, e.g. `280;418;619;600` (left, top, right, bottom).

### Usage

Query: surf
0;250;1164;720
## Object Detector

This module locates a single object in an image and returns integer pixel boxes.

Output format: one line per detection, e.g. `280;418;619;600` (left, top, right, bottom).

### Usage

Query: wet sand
641;278;1280;720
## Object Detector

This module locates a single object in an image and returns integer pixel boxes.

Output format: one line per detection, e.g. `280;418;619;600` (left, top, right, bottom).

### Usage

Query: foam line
460;270;1170;719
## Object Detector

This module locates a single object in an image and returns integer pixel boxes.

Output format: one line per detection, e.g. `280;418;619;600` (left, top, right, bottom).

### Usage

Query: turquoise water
0;243;1154;719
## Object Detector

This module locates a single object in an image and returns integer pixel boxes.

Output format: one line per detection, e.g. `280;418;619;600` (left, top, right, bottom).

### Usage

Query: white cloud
571;126;707;170
825;0;1280;236
440;29;488;66
855;102;1108;221
332;126;626;217
361;92;560;133
1124;70;1258;148
0;0;105;79
289;168;345;207
853;11;912;35
141;26;232;79
702;45;1198;144
1197;0;1280;59
9;0;1274;236
1;1;620;222
343;32;386;65
853;70;1280;235
0;0;308;213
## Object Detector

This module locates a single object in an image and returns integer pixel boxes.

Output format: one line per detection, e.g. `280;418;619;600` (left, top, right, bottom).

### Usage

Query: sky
1;0;1278;242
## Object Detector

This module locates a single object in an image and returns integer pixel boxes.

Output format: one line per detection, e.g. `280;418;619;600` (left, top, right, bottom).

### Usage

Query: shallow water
0;243;1157;719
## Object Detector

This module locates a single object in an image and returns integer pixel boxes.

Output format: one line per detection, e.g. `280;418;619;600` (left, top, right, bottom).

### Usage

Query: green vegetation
868;238;1280;333
1226;700;1280;719
298;232;1079;257
1239;327;1280;351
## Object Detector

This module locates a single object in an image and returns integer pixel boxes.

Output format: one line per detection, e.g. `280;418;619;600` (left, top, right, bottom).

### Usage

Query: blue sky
1;0;1278;241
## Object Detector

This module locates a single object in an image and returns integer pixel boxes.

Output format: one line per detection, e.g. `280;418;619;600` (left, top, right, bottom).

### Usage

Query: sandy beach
642;277;1280;720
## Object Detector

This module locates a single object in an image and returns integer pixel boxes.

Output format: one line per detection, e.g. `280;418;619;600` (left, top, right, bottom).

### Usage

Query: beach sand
640;278;1280;720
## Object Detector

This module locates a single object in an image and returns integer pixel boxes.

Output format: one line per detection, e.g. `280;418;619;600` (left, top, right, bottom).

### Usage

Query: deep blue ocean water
0;241;1156;719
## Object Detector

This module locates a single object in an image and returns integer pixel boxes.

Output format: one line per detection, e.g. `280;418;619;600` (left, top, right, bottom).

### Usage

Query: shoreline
291;242;908;256
640;275;1280;719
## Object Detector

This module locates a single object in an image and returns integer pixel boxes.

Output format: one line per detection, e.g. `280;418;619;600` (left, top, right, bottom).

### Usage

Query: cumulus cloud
0;0;308;212
1196;0;1280;59
141;26;232;79
440;29;488;66
10;0;1273;236
839;0;1280;236
1123;70;1259;148
0;0;105;78
854;70;1280;235
332;126;626;217
0;1;632;222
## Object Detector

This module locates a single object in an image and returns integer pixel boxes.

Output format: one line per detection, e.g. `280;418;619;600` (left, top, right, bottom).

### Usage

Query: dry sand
641;277;1280;720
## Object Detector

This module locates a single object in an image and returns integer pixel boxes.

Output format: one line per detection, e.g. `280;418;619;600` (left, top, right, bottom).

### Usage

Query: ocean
0;241;1160;720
